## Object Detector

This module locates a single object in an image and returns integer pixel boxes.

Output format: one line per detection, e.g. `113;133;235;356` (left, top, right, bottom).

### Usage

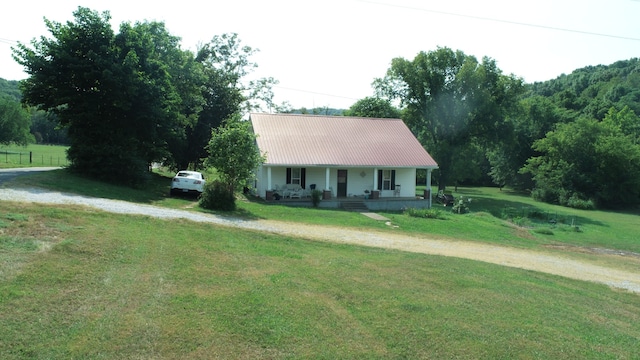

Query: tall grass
1;201;639;359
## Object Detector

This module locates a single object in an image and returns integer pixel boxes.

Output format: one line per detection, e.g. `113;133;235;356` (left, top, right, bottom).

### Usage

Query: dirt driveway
1;187;639;294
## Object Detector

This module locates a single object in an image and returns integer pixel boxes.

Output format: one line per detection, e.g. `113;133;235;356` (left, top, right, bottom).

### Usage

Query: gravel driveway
1;186;639;295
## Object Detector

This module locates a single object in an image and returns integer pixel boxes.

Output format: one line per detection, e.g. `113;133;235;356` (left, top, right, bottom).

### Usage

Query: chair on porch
393;184;401;197
286;184;303;199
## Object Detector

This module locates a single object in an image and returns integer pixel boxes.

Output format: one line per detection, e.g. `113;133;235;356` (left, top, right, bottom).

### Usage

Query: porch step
341;200;369;212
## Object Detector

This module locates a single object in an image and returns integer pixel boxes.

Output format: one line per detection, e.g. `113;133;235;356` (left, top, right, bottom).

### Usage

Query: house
250;113;439;210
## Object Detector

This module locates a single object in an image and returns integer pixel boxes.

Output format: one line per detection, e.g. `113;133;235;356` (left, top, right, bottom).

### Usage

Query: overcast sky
1;0;638;109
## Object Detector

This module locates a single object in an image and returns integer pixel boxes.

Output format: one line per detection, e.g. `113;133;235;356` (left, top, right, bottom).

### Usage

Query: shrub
404;207;445;219
199;180;236;211
311;190;322;208
566;194;595;210
511;216;533;227
451;197;470;214
533;228;554;235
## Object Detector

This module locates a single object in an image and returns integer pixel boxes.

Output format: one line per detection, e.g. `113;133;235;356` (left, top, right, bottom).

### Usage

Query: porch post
267;166;272;191
426;169;433;208
323;167;332;200
373;167;378;190
325;167;331;191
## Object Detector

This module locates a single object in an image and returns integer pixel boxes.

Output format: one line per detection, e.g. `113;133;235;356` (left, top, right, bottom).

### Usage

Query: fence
0;150;69;166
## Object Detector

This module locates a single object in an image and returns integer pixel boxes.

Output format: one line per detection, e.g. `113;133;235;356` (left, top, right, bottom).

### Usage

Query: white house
250;113;439;210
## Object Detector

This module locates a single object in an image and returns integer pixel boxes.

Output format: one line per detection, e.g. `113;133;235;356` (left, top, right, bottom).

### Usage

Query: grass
0;144;69;168
9;168;640;255
1;200;639;359
2;158;640;356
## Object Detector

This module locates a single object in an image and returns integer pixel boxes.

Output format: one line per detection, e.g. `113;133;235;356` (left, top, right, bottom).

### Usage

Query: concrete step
341;200;369;212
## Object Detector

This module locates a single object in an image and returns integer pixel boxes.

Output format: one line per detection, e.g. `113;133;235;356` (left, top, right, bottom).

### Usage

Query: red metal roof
250;113;438;168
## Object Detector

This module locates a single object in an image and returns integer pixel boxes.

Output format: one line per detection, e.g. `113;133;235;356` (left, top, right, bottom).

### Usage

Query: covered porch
255;165;435;211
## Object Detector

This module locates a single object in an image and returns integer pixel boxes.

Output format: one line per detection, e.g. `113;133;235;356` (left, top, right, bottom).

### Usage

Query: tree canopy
13;7;273;185
205;114;264;194
374;47;524;190
0;96;33;145
344;97;400;118
522;108;640;208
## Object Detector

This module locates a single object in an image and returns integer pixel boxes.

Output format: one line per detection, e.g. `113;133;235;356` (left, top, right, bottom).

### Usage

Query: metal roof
250;113;438;168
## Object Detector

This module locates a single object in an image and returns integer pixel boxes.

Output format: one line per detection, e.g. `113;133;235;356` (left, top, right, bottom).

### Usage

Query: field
1;156;640;358
0;144;69;168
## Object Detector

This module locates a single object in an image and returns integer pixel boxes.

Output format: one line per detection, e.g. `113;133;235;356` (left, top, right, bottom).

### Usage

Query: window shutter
301;168;306;189
391;170;396;189
286;168;292;184
377;170;383;191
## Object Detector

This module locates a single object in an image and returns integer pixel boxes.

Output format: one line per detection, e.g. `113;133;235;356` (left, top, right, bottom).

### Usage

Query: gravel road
1;186;639;295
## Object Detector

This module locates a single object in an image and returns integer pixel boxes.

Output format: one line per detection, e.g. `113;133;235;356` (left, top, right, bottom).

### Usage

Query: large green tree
487;95;570;190
0;97;33;145
13;7;191;185
522;108;640;208
374;47;523;190
167;33;275;171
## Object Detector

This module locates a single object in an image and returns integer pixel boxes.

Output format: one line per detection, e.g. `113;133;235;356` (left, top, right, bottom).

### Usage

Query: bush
511;216;532;227
451;197;470;214
533;228;554;235
199;180;236;211
311;190;322;208
566;194;596;210
404;207;445;219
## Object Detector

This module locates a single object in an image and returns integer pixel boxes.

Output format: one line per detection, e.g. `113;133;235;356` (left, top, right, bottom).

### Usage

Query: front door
337;169;347;197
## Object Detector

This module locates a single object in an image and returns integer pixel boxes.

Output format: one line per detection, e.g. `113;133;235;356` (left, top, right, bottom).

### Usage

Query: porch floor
265;195;432;212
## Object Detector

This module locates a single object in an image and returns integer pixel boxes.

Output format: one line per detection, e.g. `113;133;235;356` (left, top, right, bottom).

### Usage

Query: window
290;168;301;185
382;170;392;190
286;167;306;188
377;169;396;191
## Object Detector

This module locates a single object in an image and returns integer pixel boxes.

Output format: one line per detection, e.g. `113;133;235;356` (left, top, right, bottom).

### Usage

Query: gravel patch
1;187;639;294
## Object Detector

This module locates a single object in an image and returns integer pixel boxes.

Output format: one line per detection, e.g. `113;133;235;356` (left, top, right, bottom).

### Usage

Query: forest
1;7;639;209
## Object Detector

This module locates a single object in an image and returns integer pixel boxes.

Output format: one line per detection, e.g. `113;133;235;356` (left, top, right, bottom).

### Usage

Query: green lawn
2;162;640;357
0;144;69;168
13;168;640;256
1;200;639;359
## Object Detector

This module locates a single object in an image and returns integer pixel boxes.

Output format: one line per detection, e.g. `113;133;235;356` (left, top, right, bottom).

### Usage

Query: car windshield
177;172;201;179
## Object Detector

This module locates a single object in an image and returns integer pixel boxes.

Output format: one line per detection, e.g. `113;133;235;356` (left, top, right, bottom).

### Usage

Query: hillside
0;78;21;101
528;58;640;120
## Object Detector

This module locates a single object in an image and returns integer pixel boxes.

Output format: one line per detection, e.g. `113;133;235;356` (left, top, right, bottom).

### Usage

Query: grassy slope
1;201;639;359
14;169;640;255
2;165;640;357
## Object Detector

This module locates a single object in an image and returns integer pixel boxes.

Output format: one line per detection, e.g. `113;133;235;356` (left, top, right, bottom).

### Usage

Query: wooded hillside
529;58;640;121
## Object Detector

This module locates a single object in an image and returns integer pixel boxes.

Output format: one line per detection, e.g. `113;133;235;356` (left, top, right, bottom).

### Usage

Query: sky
1;0;639;110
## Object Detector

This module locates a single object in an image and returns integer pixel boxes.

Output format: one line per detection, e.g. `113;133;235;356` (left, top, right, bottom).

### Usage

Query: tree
487;95;568;190
0;97;33;145
13;7;188;185
29;110;68;144
374;47;523;190
522;114;640;208
205;114;264;195
345;97;400;118
168;33;264;171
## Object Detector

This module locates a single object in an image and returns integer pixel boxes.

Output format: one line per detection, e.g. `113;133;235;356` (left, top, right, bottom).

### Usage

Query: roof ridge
250;113;401;121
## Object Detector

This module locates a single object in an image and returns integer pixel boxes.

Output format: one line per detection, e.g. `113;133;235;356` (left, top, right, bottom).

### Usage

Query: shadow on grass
466;195;606;228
